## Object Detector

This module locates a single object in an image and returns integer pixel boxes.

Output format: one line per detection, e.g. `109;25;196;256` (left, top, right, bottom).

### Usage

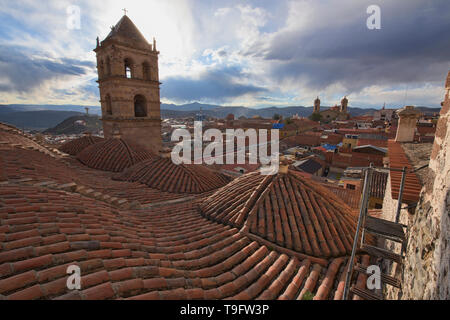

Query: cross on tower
122;8;128;15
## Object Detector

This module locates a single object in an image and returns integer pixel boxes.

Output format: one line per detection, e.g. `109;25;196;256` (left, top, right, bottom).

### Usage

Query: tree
309;112;322;122
284;117;293;125
273;113;281;120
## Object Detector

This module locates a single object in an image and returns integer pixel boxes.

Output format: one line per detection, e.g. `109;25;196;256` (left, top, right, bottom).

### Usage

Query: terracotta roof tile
201;170;366;259
59;136;105;156
114;158;230;194
0;126;378;300
387;140;422;203
77;138;155;172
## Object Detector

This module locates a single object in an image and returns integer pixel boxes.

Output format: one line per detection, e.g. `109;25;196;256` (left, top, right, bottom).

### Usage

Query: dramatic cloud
0;45;95;93
251;0;450;94
0;0;449;107
161;65;267;102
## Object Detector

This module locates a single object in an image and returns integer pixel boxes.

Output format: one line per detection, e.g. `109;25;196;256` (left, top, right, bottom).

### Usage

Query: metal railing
342;163;429;300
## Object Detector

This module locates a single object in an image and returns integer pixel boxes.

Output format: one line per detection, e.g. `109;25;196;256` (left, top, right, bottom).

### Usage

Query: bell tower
340;96;348;113
94;15;162;153
313;96;320;113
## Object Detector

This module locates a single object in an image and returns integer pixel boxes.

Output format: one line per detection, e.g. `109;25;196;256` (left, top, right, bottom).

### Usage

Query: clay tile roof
370;171;388;199
0;181;371;300
0;126;376;300
114;157;231;194
59;136;105;156
104;15;149;47
357;138;388;148
200;170;363;258
387;140;422;204
281;133;321;148
77;138;155;172
322;184;361;209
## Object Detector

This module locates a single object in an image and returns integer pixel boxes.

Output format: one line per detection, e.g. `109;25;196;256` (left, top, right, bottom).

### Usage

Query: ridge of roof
200;170;366;258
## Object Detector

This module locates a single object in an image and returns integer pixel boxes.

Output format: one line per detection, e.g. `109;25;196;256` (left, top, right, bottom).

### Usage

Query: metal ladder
342;164;411;300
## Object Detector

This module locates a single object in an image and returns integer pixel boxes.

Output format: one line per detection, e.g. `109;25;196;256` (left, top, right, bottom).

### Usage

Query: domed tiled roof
200;170;360;258
114;157;231;194
59;136;104;156
77;138;155;172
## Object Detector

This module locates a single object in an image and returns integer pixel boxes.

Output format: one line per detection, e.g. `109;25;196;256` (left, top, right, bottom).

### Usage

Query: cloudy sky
0;0;449;109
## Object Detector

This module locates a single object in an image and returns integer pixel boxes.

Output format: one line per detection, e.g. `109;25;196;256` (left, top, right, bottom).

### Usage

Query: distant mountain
0;103;441;129
43;115;102;135
161;105;379;119
0;104;101;115
161;102;221;111
0;110;85;130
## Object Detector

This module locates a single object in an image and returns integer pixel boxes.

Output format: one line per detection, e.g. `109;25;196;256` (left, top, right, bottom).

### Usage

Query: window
375;203;383;209
346;184;356;190
142;62;151;80
124;58;133;78
98;60;104;79
134;95;147;117
106;57;111;76
105;94;112;115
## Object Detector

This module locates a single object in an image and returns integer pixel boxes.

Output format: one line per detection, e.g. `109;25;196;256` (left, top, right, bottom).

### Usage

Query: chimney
395;106;421;142
279;155;292;174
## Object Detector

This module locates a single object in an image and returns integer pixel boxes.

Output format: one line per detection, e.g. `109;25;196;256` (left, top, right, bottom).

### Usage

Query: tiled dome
114;157;231;194
77;138;154;172
59;136;104;156
200;170;360;258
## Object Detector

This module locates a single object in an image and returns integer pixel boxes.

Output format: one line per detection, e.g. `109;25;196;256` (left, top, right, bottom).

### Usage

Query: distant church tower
340;96;348;113
94;15;162;152
314;96;321;113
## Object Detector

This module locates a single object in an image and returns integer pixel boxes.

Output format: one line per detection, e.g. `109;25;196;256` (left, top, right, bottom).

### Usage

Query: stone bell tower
340;96;348;113
94;14;162;152
313;96;320;113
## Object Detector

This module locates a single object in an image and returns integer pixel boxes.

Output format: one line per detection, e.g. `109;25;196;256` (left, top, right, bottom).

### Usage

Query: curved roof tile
114;157;231;194
59;136;104;156
0;184;370;300
77;138;155;172
200;170;361;258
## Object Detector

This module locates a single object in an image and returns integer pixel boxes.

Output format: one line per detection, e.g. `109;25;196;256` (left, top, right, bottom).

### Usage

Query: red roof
200;170;367;258
59;136;104;156
320;133;343;145
338;128;385;135
417;126;436;136
77;138;155;172
280;133;321;148
0;123;376;300
114;158;230;194
357;139;388;148
387;140;422;204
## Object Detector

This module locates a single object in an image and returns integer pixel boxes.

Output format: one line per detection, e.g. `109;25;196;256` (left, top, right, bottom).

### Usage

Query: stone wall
397;71;450;299
381;175;411;299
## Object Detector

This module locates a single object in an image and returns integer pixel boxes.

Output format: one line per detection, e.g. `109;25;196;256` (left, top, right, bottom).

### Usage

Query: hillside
0;110;84;130
43;115;102;135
